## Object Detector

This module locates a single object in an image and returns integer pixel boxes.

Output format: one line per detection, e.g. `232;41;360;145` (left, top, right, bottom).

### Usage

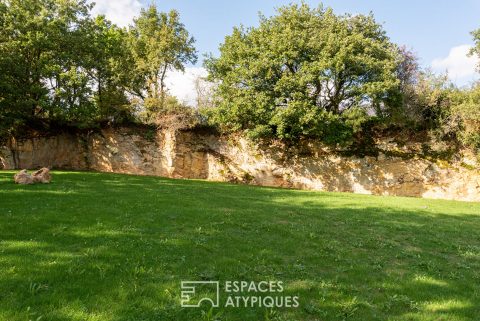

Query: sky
89;0;480;105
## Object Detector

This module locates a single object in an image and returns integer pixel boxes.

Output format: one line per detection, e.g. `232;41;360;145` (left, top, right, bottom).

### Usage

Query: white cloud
88;0;142;27
166;67;208;106
431;44;479;85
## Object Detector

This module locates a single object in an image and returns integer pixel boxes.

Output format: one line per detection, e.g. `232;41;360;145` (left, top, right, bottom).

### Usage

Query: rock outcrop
1;128;479;201
14;169;34;184
32;167;51;183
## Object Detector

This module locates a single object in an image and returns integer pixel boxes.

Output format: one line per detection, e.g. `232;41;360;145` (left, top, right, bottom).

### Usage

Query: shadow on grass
0;170;480;321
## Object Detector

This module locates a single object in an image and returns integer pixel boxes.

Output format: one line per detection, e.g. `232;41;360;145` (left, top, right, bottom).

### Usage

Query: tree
129;6;197;119
449;84;480;151
0;1;199;132
471;27;480;72
0;0;99;128
0;0;140;130
194;75;216;110
82;16;133;122
388;48;455;130
205;3;399;141
385;46;421;124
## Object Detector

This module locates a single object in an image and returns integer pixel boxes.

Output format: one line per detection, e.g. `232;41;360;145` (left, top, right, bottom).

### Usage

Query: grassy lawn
1;171;480;321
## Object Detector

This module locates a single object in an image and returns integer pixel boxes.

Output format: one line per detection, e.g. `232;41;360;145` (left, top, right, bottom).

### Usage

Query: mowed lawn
1;171;480;321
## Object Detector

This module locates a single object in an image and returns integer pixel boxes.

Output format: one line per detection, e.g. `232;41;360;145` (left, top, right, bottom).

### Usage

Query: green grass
1;171;480;321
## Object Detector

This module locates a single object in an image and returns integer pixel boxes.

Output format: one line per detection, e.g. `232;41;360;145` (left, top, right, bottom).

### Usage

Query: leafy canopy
0;0;197;136
129;5;197;119
471;27;480;72
205;3;400;141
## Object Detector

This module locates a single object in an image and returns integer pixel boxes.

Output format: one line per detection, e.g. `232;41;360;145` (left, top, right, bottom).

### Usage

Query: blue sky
90;0;480;103
151;0;479;66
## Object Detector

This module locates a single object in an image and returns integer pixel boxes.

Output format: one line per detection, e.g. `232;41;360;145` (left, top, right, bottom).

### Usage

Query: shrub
449;84;480;151
140;96;201;130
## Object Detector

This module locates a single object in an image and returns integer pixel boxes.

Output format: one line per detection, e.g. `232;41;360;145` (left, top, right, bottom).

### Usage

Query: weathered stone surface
14;169;34;184
32;167;51;183
1;135;87;170
2;128;480;201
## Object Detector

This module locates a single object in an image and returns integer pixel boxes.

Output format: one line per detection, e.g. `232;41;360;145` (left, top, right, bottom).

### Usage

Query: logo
180;280;299;309
181;281;220;307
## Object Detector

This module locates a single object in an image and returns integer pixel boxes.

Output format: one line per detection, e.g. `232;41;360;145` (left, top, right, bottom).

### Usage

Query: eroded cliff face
1;128;479;202
0;135;87;170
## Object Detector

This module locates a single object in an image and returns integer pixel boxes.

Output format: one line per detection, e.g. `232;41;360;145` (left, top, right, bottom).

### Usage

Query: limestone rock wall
1;128;479;202
0;134;87;170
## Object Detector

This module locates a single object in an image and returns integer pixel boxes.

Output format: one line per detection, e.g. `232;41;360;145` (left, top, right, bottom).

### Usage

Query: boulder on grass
33;167;51;184
14;169;34;185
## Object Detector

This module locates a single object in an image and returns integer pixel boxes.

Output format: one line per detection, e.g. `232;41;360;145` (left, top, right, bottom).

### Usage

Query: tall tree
471;27;480;73
205;3;399;140
0;0;95;127
129;6;197;116
0;0;139;129
82;16;132;121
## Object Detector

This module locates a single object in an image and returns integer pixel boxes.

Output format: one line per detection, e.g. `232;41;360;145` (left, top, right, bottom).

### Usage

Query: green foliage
139;95;200;129
0;0;90;130
205;3;399;142
383;46;479;154
1;0;478;152
0;0;132;129
449;84;480;151
383;46;421;124
128;6;197;112
407;71;455;130
0;1;197;134
84;16;133;122
463;28;480;151
471;27;480;72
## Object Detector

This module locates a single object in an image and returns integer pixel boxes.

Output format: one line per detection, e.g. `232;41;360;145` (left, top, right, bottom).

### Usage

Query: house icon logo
180;281;220;308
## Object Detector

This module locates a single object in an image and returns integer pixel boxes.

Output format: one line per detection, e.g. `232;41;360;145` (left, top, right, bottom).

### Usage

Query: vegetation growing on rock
0;1;479;154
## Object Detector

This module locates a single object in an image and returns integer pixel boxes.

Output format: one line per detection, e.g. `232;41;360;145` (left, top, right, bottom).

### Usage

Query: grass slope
1;171;480;321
